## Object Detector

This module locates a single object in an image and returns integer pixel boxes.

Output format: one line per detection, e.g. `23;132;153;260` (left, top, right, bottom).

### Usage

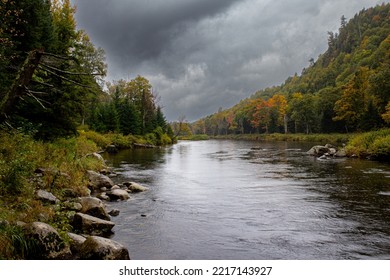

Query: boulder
123;182;148;193
79;197;110;221
72;213;115;236
328;148;337;155
79;236;130;260
87;170;114;190
36;189;59;204
96;192;110;201
67;232;86;256
111;185;121;190
63;201;83;211
335;148;347;157
23;222;72;259
90;152;105;163
107;189;130;201
325;143;337;149
307;145;329;156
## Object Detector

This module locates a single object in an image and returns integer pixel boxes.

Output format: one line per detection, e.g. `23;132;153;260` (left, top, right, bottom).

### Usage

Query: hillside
191;4;390;136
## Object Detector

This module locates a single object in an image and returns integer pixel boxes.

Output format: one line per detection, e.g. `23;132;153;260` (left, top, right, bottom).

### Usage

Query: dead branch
41;63;105;76
38;65;93;89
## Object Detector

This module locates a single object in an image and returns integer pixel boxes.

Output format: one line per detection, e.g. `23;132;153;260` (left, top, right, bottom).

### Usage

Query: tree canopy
0;0;169;140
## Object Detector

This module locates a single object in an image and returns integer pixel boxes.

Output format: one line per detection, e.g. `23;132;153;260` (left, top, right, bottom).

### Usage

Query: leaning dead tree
0;50;43;122
0;49;104;124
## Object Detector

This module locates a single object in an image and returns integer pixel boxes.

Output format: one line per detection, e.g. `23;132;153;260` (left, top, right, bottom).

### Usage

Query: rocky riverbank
1;154;147;260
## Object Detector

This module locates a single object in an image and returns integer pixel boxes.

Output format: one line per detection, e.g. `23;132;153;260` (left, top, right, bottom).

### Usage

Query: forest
0;0;171;142
190;4;390;136
0;0;175;259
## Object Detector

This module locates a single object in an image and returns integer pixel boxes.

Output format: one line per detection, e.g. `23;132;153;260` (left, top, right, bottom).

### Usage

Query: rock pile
15;168;148;260
307;144;347;159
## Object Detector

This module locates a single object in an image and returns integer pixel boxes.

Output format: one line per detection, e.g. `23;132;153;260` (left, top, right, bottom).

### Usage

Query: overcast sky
72;0;388;121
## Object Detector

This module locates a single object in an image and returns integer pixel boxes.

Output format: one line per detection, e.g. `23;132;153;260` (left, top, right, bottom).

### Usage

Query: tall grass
346;128;390;159
0;130;106;259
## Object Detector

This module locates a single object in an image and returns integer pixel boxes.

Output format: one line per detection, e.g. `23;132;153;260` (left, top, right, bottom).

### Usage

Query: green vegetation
0;130;102;259
213;133;352;144
1;0;390;259
0;0;175;259
0;0;173;142
191;4;390;137
179;134;210;141
346;128;390;160
0;127;174;259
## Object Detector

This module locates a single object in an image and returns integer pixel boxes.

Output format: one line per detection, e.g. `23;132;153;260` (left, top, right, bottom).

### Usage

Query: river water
104;140;390;260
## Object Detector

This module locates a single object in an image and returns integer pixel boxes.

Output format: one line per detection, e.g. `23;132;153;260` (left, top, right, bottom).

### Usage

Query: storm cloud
72;0;388;121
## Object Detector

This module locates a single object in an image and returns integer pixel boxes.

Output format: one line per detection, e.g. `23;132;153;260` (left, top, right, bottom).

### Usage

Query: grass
178;134;210;141
0;128;176;259
0;130;105;259
345;128;390;159
80;127;175;149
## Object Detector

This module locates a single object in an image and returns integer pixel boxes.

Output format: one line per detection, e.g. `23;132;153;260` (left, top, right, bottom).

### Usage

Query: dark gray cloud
72;0;388;121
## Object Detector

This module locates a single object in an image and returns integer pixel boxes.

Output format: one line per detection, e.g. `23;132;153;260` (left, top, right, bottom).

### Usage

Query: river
103;140;390;260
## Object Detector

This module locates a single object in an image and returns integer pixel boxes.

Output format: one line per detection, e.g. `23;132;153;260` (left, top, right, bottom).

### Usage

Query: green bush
0;132;37;195
346;128;390;158
369;134;390;157
80;130;110;149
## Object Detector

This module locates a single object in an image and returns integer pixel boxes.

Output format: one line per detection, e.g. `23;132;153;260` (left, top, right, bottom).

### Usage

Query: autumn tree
333;67;370;131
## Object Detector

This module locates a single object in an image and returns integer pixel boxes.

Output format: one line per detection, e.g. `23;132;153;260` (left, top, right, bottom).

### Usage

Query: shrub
346;128;390;158
80;130;110;149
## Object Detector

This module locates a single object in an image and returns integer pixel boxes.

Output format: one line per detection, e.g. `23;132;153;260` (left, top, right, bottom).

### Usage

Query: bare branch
38;65;93;89
31;79;55;88
24;87;50;109
41;52;74;61
41;63;105;76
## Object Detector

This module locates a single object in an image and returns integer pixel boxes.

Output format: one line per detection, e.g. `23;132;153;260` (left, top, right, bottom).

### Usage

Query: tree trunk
0;50;43;121
284;114;288;134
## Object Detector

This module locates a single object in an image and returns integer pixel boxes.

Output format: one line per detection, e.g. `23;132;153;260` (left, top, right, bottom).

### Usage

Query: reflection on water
104;140;390;260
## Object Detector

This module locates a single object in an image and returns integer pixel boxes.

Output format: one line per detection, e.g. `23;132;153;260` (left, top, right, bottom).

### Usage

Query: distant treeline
190;4;390;136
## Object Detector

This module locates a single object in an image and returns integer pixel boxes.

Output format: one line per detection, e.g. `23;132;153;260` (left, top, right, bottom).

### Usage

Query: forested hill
191;3;390;136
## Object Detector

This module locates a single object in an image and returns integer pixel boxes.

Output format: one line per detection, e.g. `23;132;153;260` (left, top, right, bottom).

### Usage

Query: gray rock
335;148;347;157
90;152;105;163
63;201;83;211
124;182;148;193
62;188;80;198
79;236;130;260
318;154;329;160
107;189;130;201
36;189;60;204
96;192;110;201
111;185;120;190
307;145;329;156
79;197;110;221
72;213;115;236
325;143;337;149
87;170;114;190
67;232;87;256
23;222;72;259
108;209;120;217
